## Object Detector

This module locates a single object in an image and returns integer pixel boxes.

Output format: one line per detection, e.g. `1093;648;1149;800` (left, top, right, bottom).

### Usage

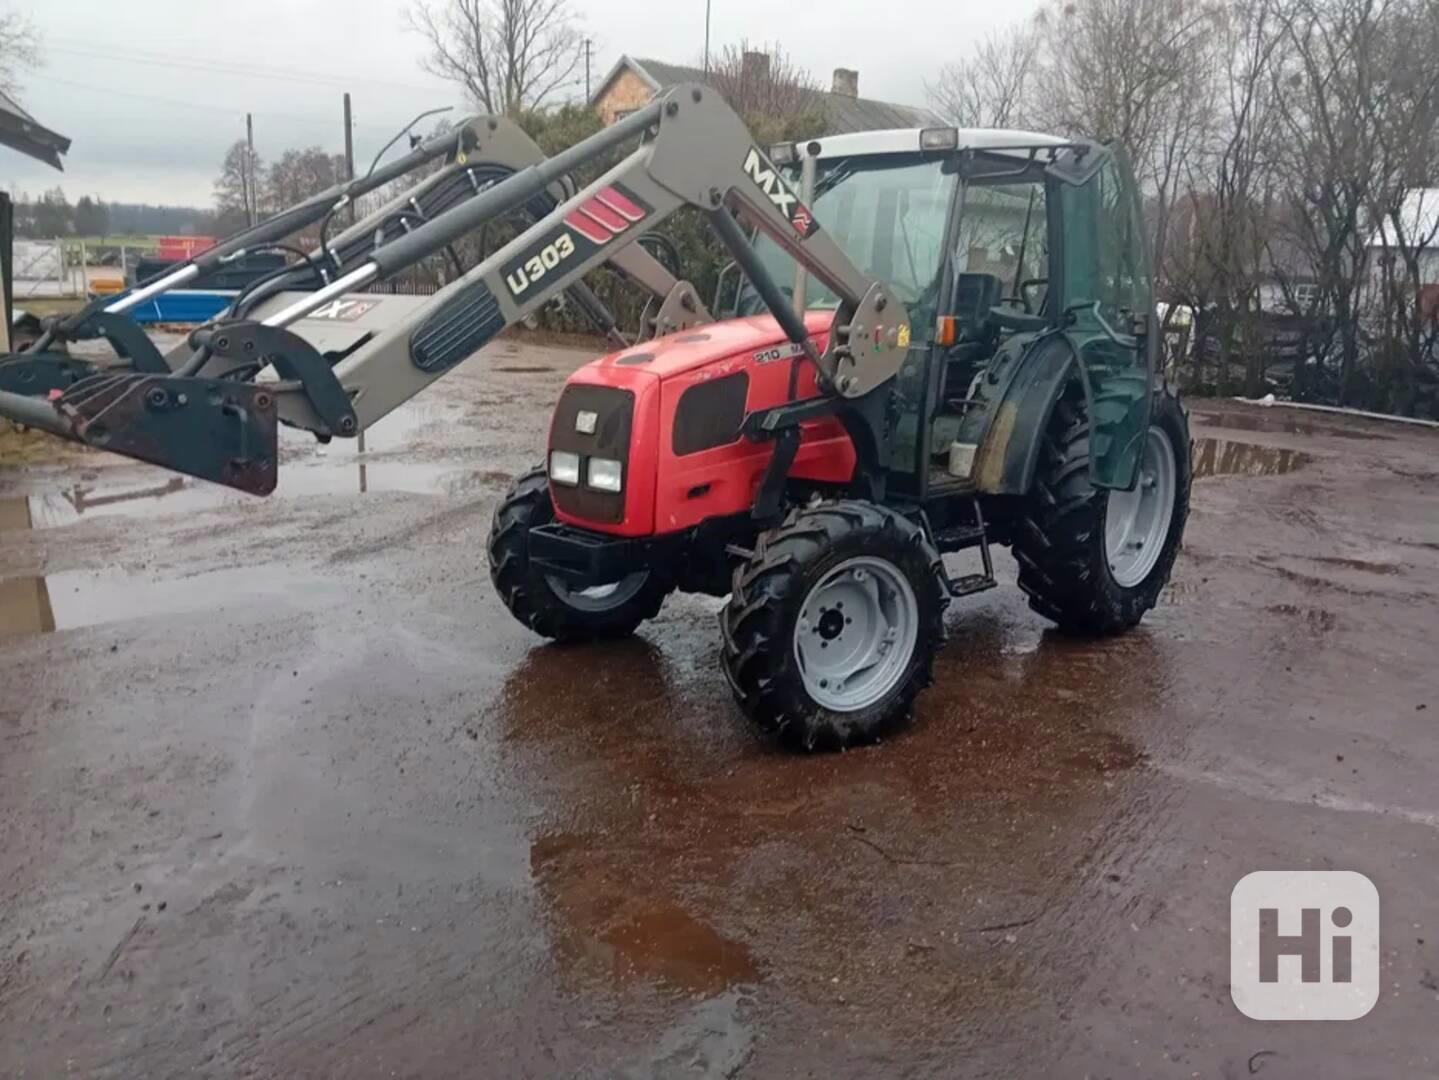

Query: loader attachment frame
0;114;708;398
0;85;909;495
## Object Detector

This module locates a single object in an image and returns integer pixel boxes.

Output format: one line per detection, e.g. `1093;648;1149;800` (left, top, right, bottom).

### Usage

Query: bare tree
214;140;264;234
703;43;824;138
0;8;41;98
1169;0;1287;394
1361;0;1439;406
926;24;1041;129
408;0;582;115
1030;0;1223;296
1266;0;1397;401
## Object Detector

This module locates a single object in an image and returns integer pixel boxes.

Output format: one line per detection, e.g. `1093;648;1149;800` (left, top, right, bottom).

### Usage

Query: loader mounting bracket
0;351;104;397
191;322;357;437
58;373;280;494
0;307;174;397
742;396;837;522
41;302;171;374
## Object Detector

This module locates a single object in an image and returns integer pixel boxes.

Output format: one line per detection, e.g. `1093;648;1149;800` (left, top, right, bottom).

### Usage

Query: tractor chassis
530;488;1003;604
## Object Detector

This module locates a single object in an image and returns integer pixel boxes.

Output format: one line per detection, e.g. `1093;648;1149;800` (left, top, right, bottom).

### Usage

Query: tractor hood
588;311;836;382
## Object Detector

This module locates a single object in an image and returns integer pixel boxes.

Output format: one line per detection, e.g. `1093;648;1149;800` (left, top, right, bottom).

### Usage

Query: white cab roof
803;128;1071;160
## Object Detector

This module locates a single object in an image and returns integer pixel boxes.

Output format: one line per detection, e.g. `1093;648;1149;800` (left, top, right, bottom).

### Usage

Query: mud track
2;343;1438;1078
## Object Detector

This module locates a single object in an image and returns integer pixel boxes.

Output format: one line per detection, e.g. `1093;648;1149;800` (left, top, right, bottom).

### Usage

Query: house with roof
591;54;941;133
1368;188;1439;321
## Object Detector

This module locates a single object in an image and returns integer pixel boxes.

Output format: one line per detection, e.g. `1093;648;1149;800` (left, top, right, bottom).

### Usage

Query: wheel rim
544;571;649;612
1104;424;1178;588
793;556;919;712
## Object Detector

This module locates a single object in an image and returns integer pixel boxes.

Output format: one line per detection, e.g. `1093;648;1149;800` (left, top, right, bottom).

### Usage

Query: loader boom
0;85;909;494
259;86;908;433
3;113;705;395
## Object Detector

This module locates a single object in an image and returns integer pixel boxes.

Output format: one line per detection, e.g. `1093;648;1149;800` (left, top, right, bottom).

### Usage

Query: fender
962;332;1080;496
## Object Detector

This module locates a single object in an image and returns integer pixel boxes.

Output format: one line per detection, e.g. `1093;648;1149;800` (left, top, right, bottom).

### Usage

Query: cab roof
793;127;1075;161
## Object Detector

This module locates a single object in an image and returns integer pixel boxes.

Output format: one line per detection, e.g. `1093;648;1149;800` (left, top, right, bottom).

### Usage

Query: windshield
740;154;956;330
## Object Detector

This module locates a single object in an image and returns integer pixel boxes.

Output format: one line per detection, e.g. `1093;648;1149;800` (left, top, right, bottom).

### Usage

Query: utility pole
341;91;363;456
704;0;712;73
245;113;257;227
342;92;356;225
584;38;592;100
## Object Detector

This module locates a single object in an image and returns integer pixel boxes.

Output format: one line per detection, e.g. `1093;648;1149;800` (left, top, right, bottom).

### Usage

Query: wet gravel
2;341;1438;1078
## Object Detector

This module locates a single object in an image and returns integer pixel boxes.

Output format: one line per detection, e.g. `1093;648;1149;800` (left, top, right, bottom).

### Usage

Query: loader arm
220;114;705;345
0;85;908;495
1;113;703;398
260;85;907;432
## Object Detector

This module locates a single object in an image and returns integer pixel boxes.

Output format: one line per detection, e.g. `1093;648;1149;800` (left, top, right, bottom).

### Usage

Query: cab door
1051;147;1154;491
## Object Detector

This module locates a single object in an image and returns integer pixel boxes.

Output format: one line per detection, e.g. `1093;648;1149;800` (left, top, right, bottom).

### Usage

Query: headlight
549;450;580;486
586;456;623;492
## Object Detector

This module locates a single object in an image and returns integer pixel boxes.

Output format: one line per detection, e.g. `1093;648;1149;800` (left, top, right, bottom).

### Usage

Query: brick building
590;55;939;133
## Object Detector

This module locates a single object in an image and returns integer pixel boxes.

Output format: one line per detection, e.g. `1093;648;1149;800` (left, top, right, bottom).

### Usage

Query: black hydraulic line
226;164;531;322
362;106;455;182
369;101;662;278
706;207;818;356
149;125;475;285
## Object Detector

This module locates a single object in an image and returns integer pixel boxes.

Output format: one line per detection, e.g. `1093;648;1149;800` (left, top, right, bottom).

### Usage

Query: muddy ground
1;337;1437;1079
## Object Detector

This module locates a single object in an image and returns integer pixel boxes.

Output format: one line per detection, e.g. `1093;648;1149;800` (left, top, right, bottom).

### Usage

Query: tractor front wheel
488;467;669;642
721;500;949;751
1013;382;1191;634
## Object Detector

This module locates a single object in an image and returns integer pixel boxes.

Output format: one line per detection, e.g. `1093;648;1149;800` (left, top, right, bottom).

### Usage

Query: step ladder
942;499;998;599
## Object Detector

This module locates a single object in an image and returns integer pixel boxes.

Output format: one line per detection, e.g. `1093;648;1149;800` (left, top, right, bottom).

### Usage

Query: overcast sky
3;0;1040;208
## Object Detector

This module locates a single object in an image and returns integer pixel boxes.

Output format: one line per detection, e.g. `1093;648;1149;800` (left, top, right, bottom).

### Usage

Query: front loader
0;113;710;405
0;86;1190;752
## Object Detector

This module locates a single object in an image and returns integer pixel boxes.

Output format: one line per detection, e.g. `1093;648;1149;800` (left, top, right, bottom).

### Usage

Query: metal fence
12;239;86;299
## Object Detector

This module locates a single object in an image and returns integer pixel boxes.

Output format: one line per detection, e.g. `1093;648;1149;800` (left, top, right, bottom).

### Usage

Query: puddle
0;563;344;643
2;395;516;531
1191;408;1393;441
532;830;759;995
1191;437;1312;479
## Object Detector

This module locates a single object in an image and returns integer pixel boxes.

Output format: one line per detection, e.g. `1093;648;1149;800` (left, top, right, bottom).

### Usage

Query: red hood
587;311;837;381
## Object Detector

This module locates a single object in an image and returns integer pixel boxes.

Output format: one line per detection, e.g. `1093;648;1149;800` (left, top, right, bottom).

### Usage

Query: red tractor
0;87;1189;751
483;111;1190;750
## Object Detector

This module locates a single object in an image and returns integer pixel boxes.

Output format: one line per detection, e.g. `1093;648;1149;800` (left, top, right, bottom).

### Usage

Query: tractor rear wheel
720;500;949;751
1013;381;1190;634
488;467;669;642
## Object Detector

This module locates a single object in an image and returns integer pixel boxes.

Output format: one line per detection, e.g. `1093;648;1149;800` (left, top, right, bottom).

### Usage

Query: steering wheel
1019;278;1048;314
989;305;1047;333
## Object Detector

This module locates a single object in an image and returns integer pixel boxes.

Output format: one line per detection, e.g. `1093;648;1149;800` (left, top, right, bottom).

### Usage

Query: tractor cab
736;127;1156;501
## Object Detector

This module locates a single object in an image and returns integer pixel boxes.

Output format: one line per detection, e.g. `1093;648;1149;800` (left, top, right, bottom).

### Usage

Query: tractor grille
549;383;634;524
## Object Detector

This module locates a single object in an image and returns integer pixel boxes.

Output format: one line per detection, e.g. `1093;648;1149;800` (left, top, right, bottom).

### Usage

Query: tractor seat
943;273;1004;391
951;273;1004;343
